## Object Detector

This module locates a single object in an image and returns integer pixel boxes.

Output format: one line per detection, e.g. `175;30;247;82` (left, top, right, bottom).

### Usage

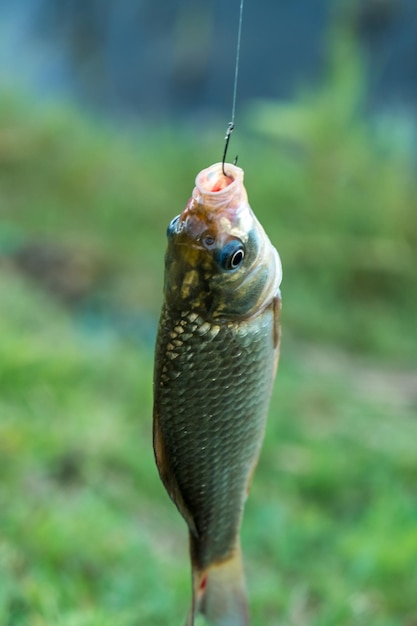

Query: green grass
1;270;416;626
1;54;417;625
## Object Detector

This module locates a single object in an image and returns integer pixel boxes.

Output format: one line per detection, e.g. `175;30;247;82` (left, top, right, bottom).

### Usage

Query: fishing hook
222;122;234;176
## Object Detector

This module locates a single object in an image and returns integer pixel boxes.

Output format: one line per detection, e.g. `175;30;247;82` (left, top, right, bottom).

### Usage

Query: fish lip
192;162;247;211
177;164;253;246
195;162;243;194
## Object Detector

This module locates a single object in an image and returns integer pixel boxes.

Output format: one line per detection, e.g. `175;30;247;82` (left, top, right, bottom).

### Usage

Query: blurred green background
1;2;417;626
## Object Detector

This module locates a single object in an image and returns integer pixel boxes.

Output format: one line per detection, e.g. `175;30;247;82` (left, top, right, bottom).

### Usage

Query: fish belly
153;303;277;570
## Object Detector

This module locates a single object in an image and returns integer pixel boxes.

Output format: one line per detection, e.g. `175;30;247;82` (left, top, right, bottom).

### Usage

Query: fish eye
167;215;180;237
218;240;245;271
230;248;245;268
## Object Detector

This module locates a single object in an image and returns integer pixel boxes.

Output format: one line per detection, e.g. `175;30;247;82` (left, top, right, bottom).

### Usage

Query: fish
153;161;282;626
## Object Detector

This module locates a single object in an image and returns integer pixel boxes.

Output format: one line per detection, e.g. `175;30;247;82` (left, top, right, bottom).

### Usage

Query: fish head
163;162;282;319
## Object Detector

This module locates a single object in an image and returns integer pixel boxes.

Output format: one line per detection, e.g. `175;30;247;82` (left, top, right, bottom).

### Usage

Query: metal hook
222;122;234;176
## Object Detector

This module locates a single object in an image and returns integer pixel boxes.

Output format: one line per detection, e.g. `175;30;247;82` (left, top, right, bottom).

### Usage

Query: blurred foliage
1;34;417;626
1;269;416;626
244;35;417;361
1;36;416;361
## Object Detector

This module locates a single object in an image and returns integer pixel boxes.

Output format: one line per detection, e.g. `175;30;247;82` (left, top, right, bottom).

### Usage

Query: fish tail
187;543;249;626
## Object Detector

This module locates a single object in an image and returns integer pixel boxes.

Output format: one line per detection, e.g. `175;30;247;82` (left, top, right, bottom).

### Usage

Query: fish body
153;162;282;625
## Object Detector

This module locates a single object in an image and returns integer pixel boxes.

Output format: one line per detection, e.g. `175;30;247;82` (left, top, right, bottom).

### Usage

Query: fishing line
222;0;244;175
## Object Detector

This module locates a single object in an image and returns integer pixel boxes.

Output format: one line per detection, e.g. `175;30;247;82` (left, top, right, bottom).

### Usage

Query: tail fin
186;544;249;626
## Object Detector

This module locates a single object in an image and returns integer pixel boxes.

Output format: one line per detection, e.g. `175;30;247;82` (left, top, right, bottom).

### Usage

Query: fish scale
154;304;276;569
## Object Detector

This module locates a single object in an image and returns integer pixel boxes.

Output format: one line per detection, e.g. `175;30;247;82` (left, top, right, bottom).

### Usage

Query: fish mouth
191;162;247;212
178;163;252;242
196;162;237;193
